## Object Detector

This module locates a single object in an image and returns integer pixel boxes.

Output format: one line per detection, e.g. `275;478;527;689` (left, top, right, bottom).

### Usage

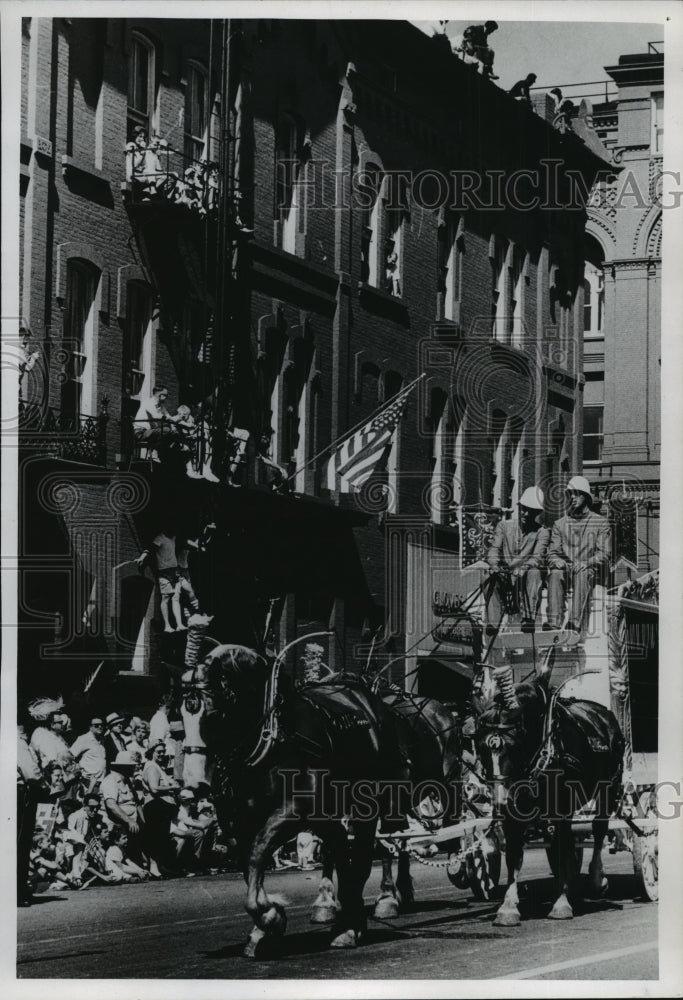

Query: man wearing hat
103;712;127;767
485;485;549;633
100;751;156;874
545;475;612;632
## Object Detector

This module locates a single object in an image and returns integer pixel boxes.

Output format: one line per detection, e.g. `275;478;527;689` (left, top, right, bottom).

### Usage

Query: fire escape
120;20;249;487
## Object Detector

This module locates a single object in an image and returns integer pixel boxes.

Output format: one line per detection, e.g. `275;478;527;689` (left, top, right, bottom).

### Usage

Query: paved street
17;847;658;981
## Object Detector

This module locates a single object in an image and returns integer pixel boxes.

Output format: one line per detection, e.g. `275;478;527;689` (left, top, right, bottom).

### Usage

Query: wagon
377;568;659;903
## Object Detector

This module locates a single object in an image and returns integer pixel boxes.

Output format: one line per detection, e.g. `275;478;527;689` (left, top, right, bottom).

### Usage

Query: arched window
583;260;604;338
128;32;157;139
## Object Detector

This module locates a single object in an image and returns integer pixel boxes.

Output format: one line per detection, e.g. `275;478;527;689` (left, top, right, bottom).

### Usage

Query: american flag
326;381;417;493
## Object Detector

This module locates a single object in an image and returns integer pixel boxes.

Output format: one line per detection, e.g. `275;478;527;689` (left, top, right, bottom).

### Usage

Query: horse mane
478;675;548;729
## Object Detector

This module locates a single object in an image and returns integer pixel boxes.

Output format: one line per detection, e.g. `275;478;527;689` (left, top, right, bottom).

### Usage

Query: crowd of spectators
17;697;229;906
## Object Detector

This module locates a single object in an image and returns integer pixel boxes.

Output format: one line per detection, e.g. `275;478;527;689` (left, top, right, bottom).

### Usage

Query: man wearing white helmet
545;475;612;631
485;485;549;633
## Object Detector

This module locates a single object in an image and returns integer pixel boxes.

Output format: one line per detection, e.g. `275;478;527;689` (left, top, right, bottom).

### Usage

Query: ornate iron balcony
18;400;108;466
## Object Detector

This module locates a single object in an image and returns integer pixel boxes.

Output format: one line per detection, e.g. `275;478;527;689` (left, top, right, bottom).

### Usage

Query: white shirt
70;731;107;780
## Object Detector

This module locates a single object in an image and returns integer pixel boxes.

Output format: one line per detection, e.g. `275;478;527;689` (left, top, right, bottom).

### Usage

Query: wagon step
494;628;582;651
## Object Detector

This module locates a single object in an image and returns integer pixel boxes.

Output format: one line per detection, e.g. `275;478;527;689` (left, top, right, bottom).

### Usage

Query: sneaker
542;622;559;631
520;619;535;634
485;624;498;637
565;621;581;633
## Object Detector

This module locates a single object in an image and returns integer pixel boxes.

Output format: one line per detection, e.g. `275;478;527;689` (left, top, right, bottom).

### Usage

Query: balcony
19;401;108;466
121;138;219;218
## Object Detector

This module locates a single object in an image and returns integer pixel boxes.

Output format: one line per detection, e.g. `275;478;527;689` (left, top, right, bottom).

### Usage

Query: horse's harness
183;631;336;768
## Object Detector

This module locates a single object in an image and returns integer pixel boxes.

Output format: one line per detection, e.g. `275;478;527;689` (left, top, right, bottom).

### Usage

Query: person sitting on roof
485;485;550;634
509;73;537;105
461;21;499;79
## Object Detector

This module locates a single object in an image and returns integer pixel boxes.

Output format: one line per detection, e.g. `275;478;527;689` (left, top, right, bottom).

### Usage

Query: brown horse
310;686;463;923
183;644;413;956
473;658;624;926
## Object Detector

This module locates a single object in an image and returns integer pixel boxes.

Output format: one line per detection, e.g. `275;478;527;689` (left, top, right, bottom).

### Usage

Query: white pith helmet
565;475;592;501
519;486;544;510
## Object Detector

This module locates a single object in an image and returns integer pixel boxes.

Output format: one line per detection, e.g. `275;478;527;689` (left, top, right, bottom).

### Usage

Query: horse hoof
243;929;266;959
311;903;338;924
373;894;400;919
330;928;360;949
548;900;574;920
493;906;521;927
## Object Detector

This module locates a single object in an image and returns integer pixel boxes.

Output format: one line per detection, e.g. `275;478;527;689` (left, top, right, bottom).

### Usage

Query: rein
244;631;334;767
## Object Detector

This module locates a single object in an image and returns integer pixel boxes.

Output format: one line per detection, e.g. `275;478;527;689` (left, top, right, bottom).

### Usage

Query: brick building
18;18;610;714
580;46;663;573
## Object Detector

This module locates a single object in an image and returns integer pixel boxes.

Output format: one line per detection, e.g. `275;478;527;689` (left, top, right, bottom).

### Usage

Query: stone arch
634;205;661;258
644;211;662;259
585;212;616;260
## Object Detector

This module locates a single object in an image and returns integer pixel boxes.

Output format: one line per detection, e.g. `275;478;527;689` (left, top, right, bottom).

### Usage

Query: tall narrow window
123;283;155;425
583;260;604;337
186;61;209;162
430;390;448;524
651;92;663;155
276;115;307;256
510;247;527;346
384;175;408;298
492;238;509;341
61;260;98;423
360;165;382;286
128;33;156;139
583;406;604;463
583;374;604;464
444;217;464;322
490;409;509;508
384;371;403;514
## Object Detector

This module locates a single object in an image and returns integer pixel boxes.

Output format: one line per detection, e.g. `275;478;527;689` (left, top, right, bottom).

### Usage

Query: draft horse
184;643;412;956
473;654;624;925
310;687;463;924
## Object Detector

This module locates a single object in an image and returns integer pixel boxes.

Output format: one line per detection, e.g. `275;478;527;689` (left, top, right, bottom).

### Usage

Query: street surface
17;847;658;980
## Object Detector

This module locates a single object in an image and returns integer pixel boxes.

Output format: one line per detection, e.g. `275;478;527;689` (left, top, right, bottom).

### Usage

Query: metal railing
18;401;108;466
123;141;219;216
530;79;618;107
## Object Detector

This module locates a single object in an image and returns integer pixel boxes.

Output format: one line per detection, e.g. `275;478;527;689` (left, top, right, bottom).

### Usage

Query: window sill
358;282;409;324
61;155;108;184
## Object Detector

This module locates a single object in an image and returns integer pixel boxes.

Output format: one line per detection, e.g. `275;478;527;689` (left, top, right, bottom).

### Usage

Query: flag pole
283;371;426;486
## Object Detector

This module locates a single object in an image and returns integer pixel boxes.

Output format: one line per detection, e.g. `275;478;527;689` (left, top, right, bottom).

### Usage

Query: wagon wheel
447;823;503;900
632;790;658;902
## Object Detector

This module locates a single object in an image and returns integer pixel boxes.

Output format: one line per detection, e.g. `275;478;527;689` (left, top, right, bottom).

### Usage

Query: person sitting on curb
485;485;550;634
545;475;612;632
105;828;151;883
